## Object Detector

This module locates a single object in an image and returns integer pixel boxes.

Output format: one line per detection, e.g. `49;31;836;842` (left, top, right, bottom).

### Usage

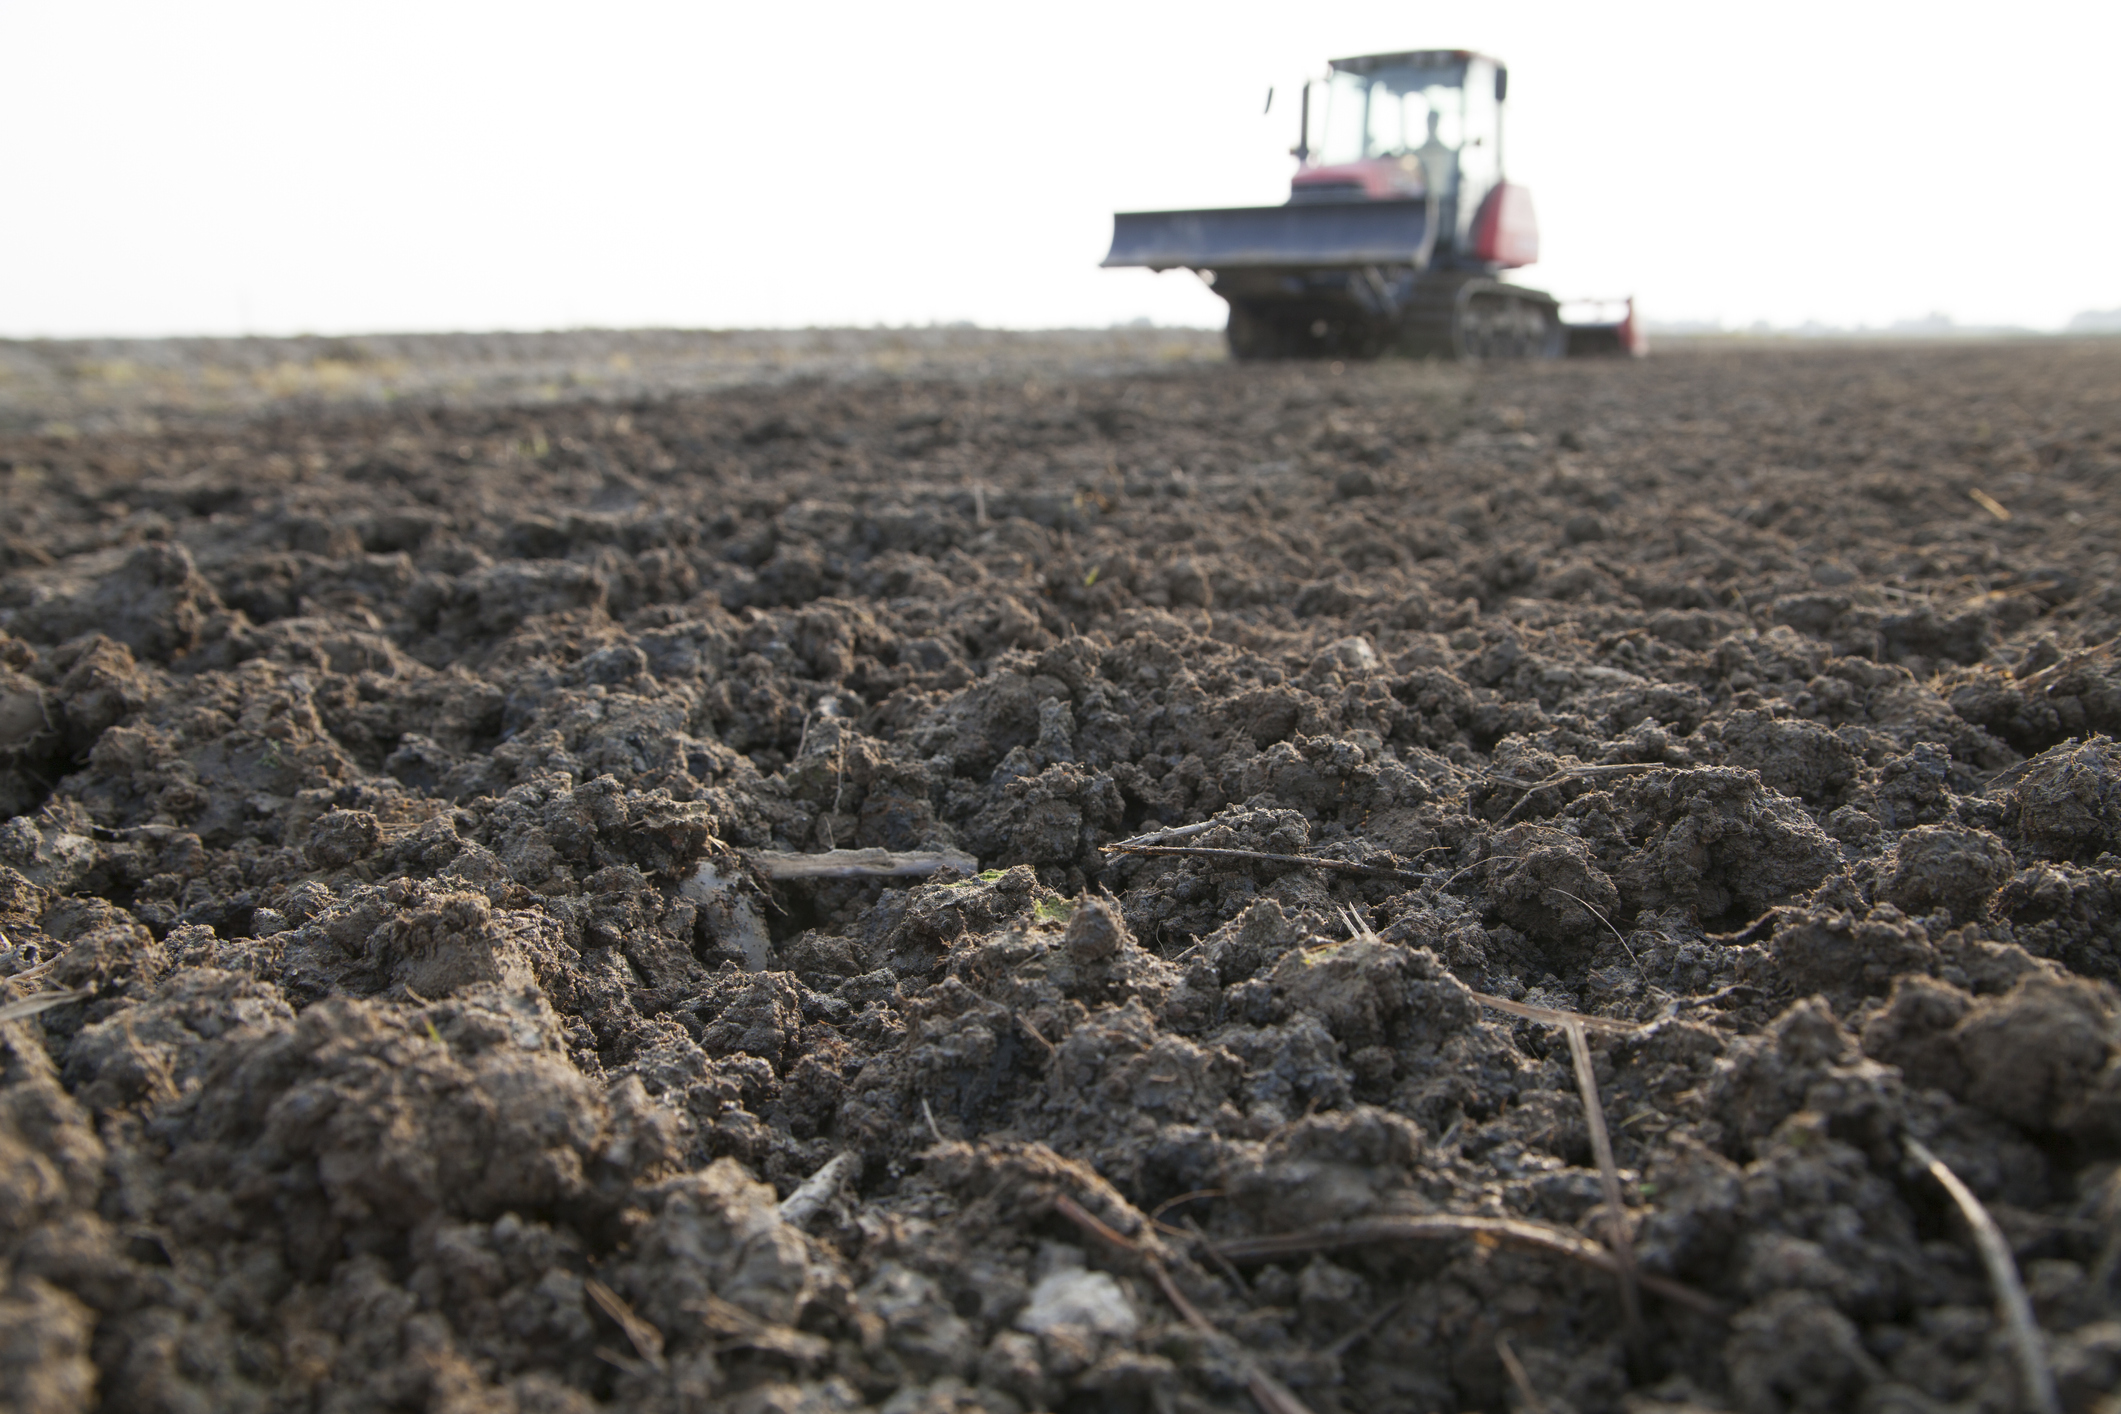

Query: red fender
1471;182;1540;268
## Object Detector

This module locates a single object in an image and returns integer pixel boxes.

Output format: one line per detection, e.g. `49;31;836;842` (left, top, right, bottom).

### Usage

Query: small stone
1015;1267;1138;1339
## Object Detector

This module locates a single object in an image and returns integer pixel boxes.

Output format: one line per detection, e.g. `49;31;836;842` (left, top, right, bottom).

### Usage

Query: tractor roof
1327;50;1499;76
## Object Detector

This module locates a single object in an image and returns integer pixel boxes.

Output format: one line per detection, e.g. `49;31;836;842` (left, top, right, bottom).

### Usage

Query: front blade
1102;199;1432;271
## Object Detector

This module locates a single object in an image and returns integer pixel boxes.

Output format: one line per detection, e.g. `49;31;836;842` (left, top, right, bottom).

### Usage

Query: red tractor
1104;50;1644;361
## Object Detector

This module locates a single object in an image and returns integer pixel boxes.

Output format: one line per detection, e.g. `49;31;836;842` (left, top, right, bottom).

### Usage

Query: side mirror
1495;67;1508;102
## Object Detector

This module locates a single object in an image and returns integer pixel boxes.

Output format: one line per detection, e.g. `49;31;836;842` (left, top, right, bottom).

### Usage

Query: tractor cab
1290;51;1530;269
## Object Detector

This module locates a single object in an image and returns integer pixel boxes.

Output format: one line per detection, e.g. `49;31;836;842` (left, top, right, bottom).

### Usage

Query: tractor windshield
1316;60;1467;171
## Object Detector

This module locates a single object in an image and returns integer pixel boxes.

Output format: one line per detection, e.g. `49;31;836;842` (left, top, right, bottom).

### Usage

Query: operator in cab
1413;108;1457;209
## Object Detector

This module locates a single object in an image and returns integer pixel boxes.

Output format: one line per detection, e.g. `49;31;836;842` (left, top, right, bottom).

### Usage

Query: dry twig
742;847;978;881
1149;1262;1317;1414
1486;761;1663;790
1107;820;1217;850
584;1277;666;1372
1432;852;1540;893
690;1291;832;1364
1149;1188;1226;1226
1337;904;1641;1037
1213;1215;1723;1317
2015;634;2119;690
1182;1213;1251;1301
1967;487;2013;522
1013;1011;1056;1056
1054;1195;1315;1414
1403;909;1650;1339
0;986;93;1024
1549;887;1639;966
1494;762;1659;825
1906;1137;2061;1414
1325;1297;1403;1360
1359;897;1652;1334
1566;1019;1644;1342
1053;1192;1136;1250
1495;1333;1545;1412
1465;989;1639;1035
777;1150;856;1229
4;956;58;988
1106;842;1435;886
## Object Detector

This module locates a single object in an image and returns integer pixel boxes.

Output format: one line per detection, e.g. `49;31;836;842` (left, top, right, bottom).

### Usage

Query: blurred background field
14;324;2117;439
0;327;1226;435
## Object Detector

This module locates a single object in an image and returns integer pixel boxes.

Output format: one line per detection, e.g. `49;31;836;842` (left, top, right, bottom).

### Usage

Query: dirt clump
2009;735;2121;861
1882;822;2017;923
5;336;2121;1410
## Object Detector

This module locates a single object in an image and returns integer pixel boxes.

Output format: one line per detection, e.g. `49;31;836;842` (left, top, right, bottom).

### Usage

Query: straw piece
1149;1262;1317;1414
1213;1214;1724;1317
1495;1332;1546;1412
1053;1194;1316;1414
1106;842;1435;886
777;1150;856;1228
1906;1137;2060;1414
584;1278;666;1371
1967;487;2013;522
1466;989;1640;1035
1494;762;1659;825
742;846;977;880
1566;1019;1643;1342
1107;820;1217;850
0;986;94;1024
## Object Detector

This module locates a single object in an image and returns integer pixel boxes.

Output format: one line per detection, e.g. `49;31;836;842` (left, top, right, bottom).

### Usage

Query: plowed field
4;334;2121;1413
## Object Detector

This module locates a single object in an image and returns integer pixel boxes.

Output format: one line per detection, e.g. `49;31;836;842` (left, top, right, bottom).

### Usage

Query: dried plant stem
4;957;58;987
1054;1195;1316;1414
689;1290;833;1364
1107;842;1435;886
743;847;978;881
777;1150;856;1229
1907;1137;2061;1414
1149;1188;1226;1225
1566;1019;1644;1342
1323;911;1688;1333
1455;958;1649;1336
1495;1333;1545;1413
1214;1215;1723;1317
1107;820;1217;850
1549;887;1639;966
0;986;93;1024
584;1277;666;1372
2016;633;2117;688
1325;1297;1403;1359
1488;762;1662;790
1183;1214;1251;1301
1494;762;1658;825
1466;990;1639;1035
1013;1011;1056;1056
1434;853;1538;892
1967;486;2013;521
1052;1192;1135;1249
1150;1263;1317;1414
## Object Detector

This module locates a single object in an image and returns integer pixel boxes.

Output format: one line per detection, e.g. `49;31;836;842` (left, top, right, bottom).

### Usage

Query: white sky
5;0;2117;337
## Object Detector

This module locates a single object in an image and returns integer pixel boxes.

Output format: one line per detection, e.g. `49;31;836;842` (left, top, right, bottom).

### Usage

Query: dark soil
5;336;2121;1414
